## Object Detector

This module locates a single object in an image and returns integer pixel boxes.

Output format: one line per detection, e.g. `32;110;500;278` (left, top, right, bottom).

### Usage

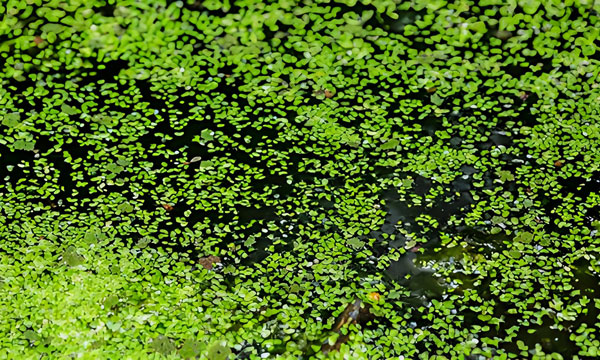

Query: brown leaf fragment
198;255;221;270
321;298;375;355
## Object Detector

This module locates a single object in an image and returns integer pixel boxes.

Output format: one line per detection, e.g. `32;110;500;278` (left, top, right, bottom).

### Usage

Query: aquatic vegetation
1;0;600;358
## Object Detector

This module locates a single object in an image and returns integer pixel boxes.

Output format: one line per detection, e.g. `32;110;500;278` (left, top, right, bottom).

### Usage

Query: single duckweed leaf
201;129;214;141
41;23;65;33
200;160;214;168
430;93;444;106
515;231;534;244
507;249;521;259
244;236;256;247
61;103;79;115
135;237;151;249
380;139;399;150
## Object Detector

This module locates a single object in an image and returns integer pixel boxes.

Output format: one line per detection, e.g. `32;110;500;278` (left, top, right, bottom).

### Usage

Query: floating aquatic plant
1;0;600;358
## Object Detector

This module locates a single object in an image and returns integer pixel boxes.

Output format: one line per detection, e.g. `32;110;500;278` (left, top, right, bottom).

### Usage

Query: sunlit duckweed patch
1;0;600;358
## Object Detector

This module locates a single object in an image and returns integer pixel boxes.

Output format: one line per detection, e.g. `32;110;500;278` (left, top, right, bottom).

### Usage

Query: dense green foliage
1;0;600;358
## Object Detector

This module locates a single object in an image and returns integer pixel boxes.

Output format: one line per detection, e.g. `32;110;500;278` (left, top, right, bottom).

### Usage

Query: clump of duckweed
1;0;600;358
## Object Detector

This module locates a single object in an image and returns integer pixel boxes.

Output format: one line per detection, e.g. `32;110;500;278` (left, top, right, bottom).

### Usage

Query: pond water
1;1;600;358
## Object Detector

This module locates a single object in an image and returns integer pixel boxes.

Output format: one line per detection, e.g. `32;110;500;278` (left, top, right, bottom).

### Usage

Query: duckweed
1;0;600;358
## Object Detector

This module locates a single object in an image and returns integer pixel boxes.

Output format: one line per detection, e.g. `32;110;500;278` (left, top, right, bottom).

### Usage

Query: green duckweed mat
2;0;600;359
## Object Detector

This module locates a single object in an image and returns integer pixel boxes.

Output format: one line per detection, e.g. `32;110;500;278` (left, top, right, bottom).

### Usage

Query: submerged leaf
207;342;231;360
151;335;176;355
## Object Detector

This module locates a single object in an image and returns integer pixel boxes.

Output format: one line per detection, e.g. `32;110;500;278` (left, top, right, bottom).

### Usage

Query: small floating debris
183;156;202;165
198;255;222;270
